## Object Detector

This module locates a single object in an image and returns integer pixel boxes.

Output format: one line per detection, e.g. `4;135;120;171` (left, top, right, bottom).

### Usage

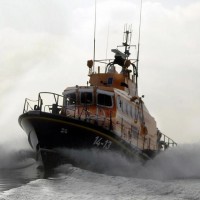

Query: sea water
0;143;200;200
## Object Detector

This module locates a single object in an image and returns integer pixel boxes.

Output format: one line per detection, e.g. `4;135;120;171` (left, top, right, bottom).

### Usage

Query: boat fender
140;124;148;136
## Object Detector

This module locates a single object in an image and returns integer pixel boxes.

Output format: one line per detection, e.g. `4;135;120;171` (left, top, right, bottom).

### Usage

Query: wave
139;143;200;180
0;145;36;169
56;148;142;176
56;143;200;180
1;139;200;181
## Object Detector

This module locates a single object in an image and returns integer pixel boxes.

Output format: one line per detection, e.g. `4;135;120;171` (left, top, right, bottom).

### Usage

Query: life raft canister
87;60;93;68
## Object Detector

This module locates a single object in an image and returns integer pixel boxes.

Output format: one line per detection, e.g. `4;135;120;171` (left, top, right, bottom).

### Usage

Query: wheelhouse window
80;92;93;105
107;77;113;85
65;93;76;105
97;93;112;107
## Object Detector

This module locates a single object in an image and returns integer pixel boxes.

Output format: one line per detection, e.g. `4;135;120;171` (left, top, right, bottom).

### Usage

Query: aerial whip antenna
105;24;110;60
93;0;97;72
135;0;143;95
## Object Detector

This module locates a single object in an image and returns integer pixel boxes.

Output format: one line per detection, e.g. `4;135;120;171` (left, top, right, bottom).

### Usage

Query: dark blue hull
18;110;152;169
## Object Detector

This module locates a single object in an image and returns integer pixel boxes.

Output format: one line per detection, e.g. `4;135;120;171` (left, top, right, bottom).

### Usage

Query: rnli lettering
93;136;112;149
60;128;68;134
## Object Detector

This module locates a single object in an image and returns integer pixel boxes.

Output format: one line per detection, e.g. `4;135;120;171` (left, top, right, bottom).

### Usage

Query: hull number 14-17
93;136;112;149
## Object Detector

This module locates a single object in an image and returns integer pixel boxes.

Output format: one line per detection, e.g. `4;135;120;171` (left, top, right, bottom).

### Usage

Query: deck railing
159;133;177;150
23;92;63;114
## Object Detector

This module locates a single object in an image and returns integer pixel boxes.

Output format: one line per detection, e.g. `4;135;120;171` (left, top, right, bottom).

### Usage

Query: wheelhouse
63;87;114;109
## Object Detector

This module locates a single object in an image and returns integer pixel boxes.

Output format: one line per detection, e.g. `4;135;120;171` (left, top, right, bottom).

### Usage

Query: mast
135;0;143;95
123;24;132;58
93;0;97;73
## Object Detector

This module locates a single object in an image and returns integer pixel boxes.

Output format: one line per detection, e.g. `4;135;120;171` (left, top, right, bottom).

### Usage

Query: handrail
158;132;177;151
23;92;64;113
23;98;39;113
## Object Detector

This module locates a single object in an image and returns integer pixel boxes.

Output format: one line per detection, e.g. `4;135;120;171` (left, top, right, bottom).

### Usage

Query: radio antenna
93;0;97;72
136;0;143;95
105;24;110;60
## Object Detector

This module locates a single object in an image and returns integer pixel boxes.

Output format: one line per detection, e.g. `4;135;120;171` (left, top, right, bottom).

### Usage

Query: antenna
93;0;97;72
135;0;143;95
105;24;110;60
122;24;132;58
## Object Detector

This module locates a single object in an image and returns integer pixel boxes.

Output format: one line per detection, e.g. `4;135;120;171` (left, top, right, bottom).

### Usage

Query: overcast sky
0;0;200;146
